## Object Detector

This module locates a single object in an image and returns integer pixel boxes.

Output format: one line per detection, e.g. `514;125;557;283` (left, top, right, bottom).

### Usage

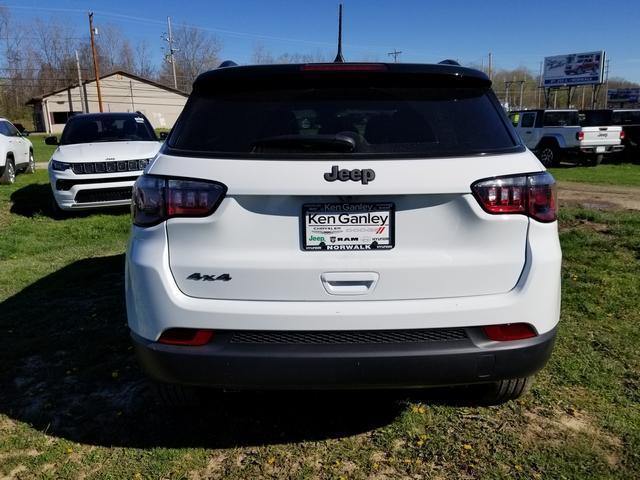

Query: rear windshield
60;114;157;145
543;111;580;127
168;87;519;158
579;110;612;126
612;110;640;125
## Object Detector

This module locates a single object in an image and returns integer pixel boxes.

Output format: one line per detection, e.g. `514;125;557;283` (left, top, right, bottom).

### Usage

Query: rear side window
543;111;579;127
521;113;536;128
580;111;612;126
169;87;519;158
612;111;640;125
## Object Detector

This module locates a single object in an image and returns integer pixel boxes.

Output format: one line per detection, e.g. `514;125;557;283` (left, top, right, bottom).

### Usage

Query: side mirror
45;136;59;145
22;131;29;137
159;131;168;140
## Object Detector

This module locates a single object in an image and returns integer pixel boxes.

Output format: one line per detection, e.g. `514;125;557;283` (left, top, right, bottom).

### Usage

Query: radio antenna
333;4;345;63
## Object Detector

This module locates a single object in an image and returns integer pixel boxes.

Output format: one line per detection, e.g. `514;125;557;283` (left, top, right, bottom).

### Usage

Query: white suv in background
47;112;161;211
126;62;562;405
0;118;35;184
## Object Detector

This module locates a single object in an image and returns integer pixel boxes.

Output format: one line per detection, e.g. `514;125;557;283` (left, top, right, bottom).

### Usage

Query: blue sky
4;0;640;81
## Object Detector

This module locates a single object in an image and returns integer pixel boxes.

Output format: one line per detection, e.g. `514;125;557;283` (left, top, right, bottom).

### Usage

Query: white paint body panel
127;149;562;340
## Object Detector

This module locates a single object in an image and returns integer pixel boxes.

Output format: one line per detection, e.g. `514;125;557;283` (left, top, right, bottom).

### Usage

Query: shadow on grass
9;183;129;219
0;254;483;449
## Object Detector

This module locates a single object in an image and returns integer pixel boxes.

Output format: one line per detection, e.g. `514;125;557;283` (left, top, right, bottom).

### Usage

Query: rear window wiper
251;134;356;153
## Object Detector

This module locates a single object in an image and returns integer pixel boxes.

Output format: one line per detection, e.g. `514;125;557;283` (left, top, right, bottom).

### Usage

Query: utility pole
603;58;610;108
387;49;402;63
164;16;178;89
518;79;525;109
88;12;103;112
129;80;135;110
536;61;543;108
75;50;86;113
488;52;493;80
504;80;512;108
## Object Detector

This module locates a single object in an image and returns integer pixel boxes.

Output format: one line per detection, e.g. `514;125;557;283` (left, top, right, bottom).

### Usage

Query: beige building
26;71;189;134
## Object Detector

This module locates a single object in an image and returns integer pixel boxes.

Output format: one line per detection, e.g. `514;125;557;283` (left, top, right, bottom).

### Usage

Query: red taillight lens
483;323;537;341
471;172;557;222
158;328;214;346
132;175;227;227
576;131;584;141
620;130;625;140
300;63;387;72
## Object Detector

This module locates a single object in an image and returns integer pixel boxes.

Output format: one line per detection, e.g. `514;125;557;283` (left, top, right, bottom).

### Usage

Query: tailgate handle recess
321;272;379;295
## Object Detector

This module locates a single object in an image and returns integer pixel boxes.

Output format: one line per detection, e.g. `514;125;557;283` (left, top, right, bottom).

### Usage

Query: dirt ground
557;181;640;210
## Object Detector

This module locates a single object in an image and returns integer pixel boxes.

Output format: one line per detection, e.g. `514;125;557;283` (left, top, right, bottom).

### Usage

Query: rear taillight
158;328;214;346
576;131;584;141
620;130;625;140
483;323;537;341
132;175;227;227
471;172;557;223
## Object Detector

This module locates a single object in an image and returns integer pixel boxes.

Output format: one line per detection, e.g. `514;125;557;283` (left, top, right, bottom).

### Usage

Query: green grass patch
0;172;638;478
27;133;57;164
549;162;640;187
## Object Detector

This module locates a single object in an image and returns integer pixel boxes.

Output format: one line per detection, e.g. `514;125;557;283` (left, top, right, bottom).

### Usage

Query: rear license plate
303;202;394;251
596;146;606;153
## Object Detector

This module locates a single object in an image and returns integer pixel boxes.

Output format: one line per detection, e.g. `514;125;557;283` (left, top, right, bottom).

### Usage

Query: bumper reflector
483;323;537;341
158;328;214;346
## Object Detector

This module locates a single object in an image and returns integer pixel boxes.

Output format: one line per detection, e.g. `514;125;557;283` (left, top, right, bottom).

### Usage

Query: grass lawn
0;171;639;479
27;134;57;164
549;162;640;187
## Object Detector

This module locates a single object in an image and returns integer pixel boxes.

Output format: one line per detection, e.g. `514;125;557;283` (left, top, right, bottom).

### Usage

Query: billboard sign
543;51;605;87
607;88;640;104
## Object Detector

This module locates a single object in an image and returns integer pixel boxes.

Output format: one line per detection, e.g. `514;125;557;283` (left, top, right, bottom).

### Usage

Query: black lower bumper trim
132;327;557;390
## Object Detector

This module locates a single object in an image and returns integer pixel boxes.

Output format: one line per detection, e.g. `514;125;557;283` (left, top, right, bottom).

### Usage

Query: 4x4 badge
187;273;232;282
324;165;375;185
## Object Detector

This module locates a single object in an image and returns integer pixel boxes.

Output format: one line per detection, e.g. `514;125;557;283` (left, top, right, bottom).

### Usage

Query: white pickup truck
509;109;624;166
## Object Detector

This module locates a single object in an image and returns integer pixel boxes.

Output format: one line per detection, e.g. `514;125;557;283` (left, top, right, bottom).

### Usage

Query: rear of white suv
126;63;561;403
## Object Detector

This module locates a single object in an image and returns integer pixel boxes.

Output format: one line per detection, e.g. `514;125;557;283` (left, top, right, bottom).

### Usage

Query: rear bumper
572;145;624;155
132;327;557;389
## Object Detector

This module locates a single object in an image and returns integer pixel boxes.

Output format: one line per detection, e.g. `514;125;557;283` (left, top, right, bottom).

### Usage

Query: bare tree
251;44;327;65
160;24;222;92
251;43;275;65
134;40;155;78
95;24;136;73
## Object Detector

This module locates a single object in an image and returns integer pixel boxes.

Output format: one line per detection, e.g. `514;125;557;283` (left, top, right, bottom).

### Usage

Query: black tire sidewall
537;144;557;168
1;159;15;184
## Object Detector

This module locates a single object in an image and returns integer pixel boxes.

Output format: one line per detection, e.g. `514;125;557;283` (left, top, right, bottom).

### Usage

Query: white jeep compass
126;62;561;404
48;112;161;211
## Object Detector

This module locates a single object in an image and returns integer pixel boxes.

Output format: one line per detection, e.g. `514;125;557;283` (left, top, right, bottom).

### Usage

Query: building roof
25;70;188;105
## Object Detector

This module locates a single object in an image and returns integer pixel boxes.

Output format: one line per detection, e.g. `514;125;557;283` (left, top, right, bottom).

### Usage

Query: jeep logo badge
324;165;375;185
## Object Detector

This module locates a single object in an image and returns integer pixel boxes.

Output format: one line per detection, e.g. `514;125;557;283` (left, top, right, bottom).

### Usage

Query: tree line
0;7;223;123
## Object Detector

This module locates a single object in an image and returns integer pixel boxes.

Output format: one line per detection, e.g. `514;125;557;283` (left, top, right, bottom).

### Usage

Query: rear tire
478;376;534;405
536;143;559;168
26;151;36;174
0;159;15;185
